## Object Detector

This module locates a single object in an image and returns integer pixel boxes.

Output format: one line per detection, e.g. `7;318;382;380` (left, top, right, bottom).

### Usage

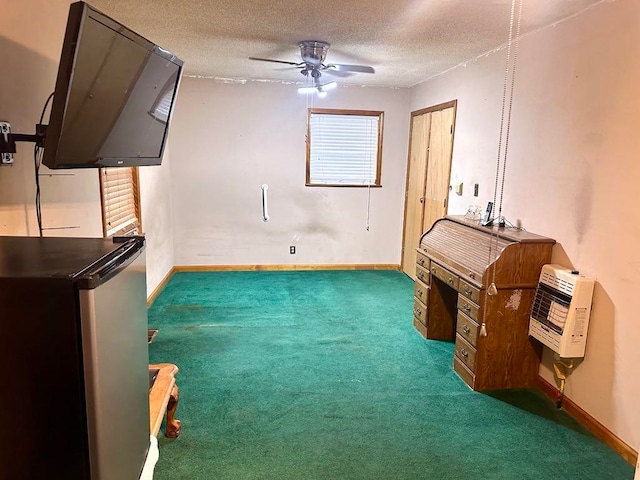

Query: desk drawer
453;356;475;390
413;297;427;325
416;250;430;271
413;279;429;305
430;262;459;290
416;264;430;285
456;311;479;347
459;279;480;304
457;296;480;322
455;334;477;372
413;316;428;338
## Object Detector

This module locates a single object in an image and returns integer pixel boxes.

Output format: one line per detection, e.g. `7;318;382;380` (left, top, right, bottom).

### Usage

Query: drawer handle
461;349;469;358
431;267;436;274
417;272;424;280
463;304;471;313
415;307;422;316
462;325;471;334
417;289;423;296
418;257;425;266
448;277;454;285
464;287;473;296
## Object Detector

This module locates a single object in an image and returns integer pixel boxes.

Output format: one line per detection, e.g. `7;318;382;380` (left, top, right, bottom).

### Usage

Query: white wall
410;0;640;450
169;78;410;266
0;0;176;297
138;147;175;295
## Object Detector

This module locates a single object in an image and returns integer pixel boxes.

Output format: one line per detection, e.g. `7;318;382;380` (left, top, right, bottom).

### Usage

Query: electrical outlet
289;246;296;254
0;121;14;165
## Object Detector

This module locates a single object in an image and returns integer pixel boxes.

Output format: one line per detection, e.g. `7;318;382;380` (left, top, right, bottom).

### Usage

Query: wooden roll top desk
413;216;555;391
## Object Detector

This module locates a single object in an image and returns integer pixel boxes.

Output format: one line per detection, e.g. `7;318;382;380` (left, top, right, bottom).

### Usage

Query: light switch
455;183;463;195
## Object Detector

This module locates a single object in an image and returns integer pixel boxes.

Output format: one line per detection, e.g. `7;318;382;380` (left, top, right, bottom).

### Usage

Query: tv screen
43;1;183;169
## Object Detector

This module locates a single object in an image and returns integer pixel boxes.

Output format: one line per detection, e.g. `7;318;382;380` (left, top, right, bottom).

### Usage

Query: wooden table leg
165;385;181;438
149;363;181;438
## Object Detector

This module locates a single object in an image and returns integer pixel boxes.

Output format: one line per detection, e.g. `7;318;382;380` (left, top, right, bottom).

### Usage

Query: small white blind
150;90;173;123
309;113;381;186
100;167;141;237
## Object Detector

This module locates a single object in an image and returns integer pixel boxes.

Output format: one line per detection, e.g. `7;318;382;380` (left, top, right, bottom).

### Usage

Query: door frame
400;99;458;275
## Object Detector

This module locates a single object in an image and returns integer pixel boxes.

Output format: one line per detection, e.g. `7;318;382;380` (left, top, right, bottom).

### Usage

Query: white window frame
306;108;384;187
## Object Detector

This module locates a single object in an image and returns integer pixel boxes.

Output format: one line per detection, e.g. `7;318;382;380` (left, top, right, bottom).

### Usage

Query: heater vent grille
529;264;595;358
540;270;574;296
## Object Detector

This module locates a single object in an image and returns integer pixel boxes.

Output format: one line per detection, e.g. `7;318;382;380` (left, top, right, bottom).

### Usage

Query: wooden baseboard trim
536;376;638;466
173;264;401;272
147;267;176;306
146;264;400;304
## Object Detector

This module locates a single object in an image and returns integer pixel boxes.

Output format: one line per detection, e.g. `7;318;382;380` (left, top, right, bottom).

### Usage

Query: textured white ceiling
89;0;600;87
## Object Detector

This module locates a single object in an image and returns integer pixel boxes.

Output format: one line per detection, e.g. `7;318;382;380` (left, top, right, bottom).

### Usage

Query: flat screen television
43;1;183;169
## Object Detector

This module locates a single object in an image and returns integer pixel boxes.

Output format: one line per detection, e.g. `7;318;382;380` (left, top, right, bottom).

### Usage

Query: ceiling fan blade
326;63;375;74
319;81;337;90
321;69;355;78
274;66;304;71
249;57;302;66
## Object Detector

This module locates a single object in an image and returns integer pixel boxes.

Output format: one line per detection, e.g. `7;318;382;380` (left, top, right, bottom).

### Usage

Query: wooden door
401;113;431;275
423;107;455;233
401;102;456;278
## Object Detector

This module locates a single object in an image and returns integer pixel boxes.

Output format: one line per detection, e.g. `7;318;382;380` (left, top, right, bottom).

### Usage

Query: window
99;167;142;237
306;108;383;187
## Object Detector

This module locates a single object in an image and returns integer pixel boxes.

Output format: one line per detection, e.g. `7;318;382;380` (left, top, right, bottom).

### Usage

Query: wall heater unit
529;264;595;358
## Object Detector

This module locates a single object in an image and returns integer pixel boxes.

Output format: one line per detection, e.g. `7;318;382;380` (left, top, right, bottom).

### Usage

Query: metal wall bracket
0;122;13;165
0;122;48;165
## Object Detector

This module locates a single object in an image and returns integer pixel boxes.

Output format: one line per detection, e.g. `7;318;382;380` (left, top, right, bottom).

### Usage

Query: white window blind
307;110;383;186
100;167;141;237
149;72;178;124
150;89;172;123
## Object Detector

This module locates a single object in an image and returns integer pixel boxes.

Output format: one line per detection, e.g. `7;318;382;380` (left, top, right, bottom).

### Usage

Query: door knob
419;197;424;203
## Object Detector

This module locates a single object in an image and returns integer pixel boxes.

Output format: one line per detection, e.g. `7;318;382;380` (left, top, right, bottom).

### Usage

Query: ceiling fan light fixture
297;85;318;95
298;81;337;97
248;41;375;89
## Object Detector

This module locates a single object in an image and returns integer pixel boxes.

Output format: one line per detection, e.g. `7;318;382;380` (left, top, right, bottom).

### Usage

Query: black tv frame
0;1;183;169
45;1;183;169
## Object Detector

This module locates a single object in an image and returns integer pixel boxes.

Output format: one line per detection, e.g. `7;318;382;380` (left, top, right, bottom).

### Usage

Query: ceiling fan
249;41;375;96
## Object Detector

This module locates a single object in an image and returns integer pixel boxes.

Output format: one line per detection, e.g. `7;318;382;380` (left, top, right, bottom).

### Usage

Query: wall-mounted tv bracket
0;121;47;165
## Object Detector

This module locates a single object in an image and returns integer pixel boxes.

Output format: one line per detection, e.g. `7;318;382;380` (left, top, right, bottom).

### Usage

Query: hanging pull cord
261;184;270;222
366;182;371;231
496;0;523;225
365;119;375;231
480;0;523;338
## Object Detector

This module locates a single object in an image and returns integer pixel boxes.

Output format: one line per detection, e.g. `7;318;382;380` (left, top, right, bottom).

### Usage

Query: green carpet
148;271;633;479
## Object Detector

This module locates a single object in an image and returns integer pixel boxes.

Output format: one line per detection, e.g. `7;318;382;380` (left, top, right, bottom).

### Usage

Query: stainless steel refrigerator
0;235;150;479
